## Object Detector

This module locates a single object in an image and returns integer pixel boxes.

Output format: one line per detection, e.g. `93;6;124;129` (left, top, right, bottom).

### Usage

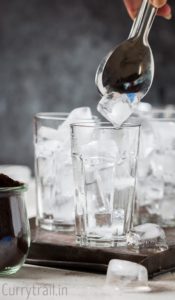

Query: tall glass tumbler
34;113;75;232
137;109;175;227
71;121;140;247
34;111;97;232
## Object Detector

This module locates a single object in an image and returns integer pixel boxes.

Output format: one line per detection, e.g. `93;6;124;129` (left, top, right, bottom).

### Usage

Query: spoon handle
129;0;158;40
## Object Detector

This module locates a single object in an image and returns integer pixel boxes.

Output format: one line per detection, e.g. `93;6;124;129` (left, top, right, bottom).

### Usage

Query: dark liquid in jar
0;174;29;271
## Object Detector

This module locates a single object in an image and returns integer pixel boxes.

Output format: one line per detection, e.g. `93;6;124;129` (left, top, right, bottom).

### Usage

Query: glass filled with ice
34;108;94;232
71;121;140;247
136;109;175;227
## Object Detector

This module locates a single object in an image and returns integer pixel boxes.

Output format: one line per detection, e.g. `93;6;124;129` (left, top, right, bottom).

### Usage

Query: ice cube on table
127;223;168;253
106;259;149;291
97;92;139;128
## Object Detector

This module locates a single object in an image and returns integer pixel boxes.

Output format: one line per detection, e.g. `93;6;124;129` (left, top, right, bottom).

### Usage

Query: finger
123;0;142;19
157;4;172;19
150;0;167;8
123;0;171;20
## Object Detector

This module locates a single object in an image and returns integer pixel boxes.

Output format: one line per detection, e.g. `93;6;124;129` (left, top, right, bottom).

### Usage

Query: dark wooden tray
27;220;175;278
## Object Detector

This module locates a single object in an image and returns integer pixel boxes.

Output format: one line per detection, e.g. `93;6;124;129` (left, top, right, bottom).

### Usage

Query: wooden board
27;220;175;278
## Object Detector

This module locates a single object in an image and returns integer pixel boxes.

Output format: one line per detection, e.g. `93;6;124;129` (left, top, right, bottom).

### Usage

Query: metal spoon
95;0;157;99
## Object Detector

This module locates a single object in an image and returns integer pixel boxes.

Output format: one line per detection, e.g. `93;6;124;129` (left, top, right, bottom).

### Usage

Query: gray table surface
0;265;175;300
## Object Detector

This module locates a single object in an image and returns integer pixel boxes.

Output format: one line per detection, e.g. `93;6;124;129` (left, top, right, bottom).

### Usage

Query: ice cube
37;126;59;141
160;153;175;184
159;198;175;226
106;259;149;291
139;119;155;159
112;209;125;236
81;139;119;160
57;107;93;144
83;157;115;212
152;120;175;152
115;156;135;189
127;223;168;253
115;157;130;178
35;140;61;158
64;107;93;123
137;174;164;207
81;141;98;159
135;102;152;113
97;92;139;128
137;152;164;209
115;178;135;190
137;156;151;178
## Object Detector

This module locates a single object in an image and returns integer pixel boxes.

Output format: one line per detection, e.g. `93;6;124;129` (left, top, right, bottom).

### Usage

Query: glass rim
148;116;175;122
149;109;175;120
34;112;99;122
152;108;175;113
70;120;141;129
0;183;27;193
34;112;69;121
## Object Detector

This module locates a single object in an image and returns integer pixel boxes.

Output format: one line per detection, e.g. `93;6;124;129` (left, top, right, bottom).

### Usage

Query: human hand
123;0;172;20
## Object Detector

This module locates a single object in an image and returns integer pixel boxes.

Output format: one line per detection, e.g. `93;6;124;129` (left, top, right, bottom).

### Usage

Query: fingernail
164;13;172;20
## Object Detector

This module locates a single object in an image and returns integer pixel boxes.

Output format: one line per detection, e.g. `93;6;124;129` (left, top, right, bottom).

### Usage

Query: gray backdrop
0;0;174;169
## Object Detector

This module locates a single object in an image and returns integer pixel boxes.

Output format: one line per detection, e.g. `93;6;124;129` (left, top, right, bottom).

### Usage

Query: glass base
38;218;74;232
75;235;83;245
114;236;127;247
0;259;25;276
76;235;127;248
86;237;114;248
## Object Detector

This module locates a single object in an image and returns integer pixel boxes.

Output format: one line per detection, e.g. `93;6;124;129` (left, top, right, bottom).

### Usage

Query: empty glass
71;121;140;247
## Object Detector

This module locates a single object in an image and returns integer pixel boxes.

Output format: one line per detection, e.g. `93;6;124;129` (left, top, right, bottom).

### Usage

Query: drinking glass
34;112;97;232
137;109;175;227
71;121;140;247
0;184;30;275
34;113;75;231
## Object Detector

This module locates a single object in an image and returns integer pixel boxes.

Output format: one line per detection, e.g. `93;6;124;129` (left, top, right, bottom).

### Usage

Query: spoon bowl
96;37;154;98
96;0;157;99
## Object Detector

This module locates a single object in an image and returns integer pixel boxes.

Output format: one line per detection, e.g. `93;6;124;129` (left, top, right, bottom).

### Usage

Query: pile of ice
35;107;94;222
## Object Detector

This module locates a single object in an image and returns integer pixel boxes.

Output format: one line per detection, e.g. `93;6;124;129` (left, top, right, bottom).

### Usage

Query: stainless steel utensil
95;0;157;99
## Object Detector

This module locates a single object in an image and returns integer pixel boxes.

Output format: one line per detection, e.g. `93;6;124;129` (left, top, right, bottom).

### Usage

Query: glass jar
0;184;30;275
